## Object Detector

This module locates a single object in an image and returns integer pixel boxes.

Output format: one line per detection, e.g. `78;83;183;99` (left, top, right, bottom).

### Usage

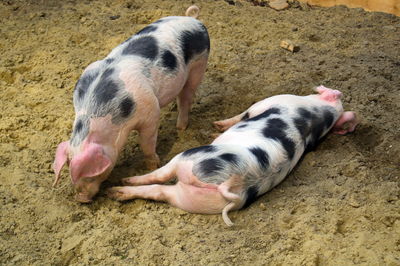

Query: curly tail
185;5;200;18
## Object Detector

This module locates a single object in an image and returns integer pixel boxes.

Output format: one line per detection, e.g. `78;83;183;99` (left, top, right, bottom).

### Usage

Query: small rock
110;15;120;20
269;0;289;11
280;40;299;52
259;203;267;210
224;0;235;5
348;196;360;208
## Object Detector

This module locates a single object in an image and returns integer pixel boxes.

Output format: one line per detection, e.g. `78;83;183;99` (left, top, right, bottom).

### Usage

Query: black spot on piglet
94;68;119;105
122;36;159;60
247;107;281;122
75;71;99;100
243;185;259;208
298;107;312;119
105;58;114;64
249;147;269;169
161;50;177;71
183;145;217;156
198;158;224;176
74;119;83;134
323;109;334;129
136;25;157;35
219;153;239;165
180;27;210;63
293;117;309;138
262;118;295;160
119;97;135;118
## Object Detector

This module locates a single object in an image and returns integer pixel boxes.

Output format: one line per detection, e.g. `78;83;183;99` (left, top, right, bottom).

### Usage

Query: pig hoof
145;158;160;170
122;177;137;185
213;121;228;132
176;121;188;130
144;153;160;170
107;187;128;201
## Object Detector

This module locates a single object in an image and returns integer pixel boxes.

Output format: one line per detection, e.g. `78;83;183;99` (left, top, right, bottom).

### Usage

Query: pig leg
107;184;176;202
122;157;178;185
176;57;208;130
213;113;245;132
107;182;229;216
137;109;161;169
332;111;359;135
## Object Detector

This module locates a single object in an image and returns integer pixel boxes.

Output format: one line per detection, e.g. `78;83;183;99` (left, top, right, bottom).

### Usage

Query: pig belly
171;182;229;214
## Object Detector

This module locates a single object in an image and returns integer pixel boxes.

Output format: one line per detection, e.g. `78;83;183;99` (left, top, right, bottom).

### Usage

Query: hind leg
122;156;179;186
107;184;177;202
107;182;227;215
213;113;245;132
176;56;208;130
332;111;359;135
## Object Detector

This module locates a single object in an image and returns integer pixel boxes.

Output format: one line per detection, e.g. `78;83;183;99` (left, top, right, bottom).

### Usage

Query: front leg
137;110;161;170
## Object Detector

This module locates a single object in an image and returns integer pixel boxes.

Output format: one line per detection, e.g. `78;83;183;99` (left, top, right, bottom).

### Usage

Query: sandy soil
0;0;399;265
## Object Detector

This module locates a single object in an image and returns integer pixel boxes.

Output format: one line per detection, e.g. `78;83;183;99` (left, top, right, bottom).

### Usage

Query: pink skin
332;111;359;135
108;160;230;215
53;56;208;203
53;118;116;202
107;86;358;225
315;86;359;134
213;113;243;132
315;85;342;102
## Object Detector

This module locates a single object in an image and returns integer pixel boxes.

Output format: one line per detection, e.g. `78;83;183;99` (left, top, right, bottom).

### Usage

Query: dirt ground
0;0;399;265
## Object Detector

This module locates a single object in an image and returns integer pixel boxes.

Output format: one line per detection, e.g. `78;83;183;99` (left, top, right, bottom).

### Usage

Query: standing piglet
53;6;210;203
107;86;358;226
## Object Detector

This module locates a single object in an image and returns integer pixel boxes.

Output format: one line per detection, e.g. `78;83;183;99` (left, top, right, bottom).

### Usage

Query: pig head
53;115;126;203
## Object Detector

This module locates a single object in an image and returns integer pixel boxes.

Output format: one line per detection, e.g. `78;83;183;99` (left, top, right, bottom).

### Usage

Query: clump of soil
0;0;399;265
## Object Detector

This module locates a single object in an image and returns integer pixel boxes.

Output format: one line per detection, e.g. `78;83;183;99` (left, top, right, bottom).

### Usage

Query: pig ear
53;141;70;187
70;143;111;184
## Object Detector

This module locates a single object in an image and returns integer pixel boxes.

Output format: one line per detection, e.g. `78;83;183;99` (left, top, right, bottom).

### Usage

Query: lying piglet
107;86;358;226
53;5;210;203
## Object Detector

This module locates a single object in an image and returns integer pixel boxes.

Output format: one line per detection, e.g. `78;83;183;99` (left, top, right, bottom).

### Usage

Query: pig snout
74;177;104;203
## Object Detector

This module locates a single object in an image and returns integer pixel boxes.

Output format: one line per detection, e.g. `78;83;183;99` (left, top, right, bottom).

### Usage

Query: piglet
107;86;358;226
53;5;210;203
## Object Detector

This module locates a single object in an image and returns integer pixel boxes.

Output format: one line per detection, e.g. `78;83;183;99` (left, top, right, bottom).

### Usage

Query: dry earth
0;0;399;265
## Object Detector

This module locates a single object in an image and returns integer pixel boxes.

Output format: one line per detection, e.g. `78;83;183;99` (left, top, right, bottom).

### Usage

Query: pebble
280;40;300;52
110;15;120;20
348;196;361;208
269;0;289;11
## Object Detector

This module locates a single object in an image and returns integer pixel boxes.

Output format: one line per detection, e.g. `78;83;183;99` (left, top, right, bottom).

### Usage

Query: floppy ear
70;143;111;184
53;141;70;187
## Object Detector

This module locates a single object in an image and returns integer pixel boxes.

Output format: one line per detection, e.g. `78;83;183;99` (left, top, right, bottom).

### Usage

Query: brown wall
300;0;400;16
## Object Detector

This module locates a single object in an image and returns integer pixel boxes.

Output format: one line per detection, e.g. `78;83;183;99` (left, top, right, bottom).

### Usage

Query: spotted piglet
53;6;210;202
107;86;358;226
